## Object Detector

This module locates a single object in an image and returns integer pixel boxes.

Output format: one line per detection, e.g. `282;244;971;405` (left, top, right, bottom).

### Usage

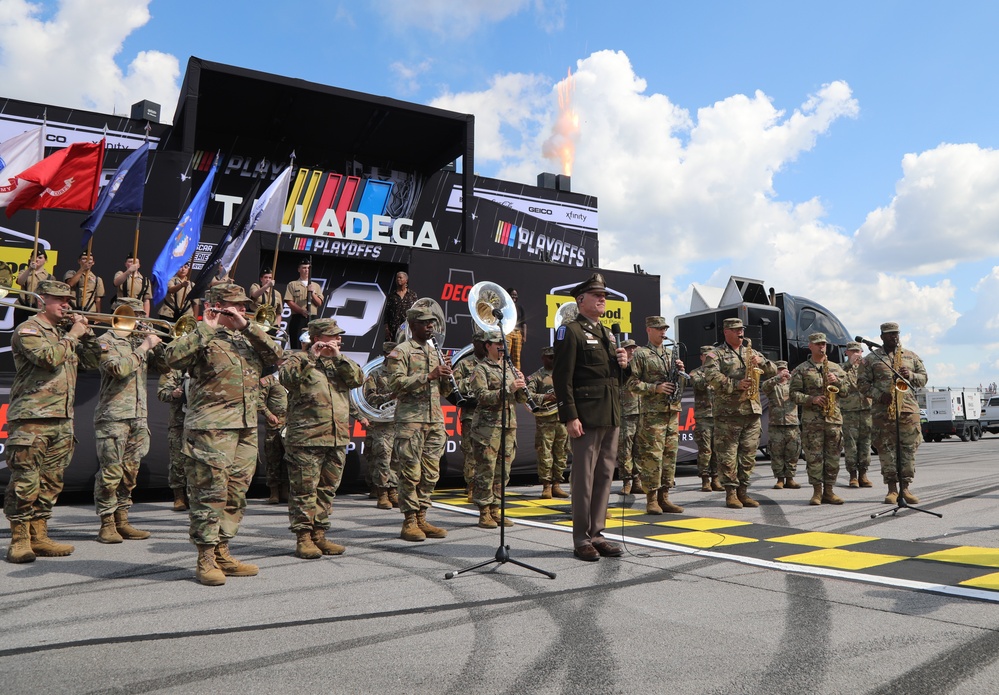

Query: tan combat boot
477;507;498;529
848;474;859;488
400;511;426;542
540;483;553;499
416;508;447;538
114;508;151;540
97;514;123;544
295;530;322;559
621;478;633;495
490;505;514;527
858;469;873;488
700;476;712;492
884;482;899;505
551;481;569;498
711;476;725;492
375;488;392;510
822;483;844;505
388;488;400;508
773;478;784;490
725;488;743;509
633;478;647;495
312;528;346;555
900;484;920;504
645;490;663;514
658;487;684;514
266;485;280;504
29;519;74;556
784;477;801;489
173;488;189;511
5;521;35;564
195;544;226;586
736;486;759;508
809;484;823;506
215;541;259;576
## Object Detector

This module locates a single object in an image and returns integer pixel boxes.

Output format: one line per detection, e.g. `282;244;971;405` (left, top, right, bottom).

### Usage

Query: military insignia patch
18;327;38;336
556;326;566;341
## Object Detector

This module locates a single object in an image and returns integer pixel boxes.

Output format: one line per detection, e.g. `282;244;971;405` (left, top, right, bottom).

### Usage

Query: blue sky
2;0;999;387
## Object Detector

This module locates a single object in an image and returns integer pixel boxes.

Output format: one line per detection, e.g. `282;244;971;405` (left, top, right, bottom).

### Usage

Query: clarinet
427;336;467;406
665;340;690;404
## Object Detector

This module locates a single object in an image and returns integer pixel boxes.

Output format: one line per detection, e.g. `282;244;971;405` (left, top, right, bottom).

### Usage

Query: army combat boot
772;478;784;490
388;487;400;508
736;486;759;508
295;530;322;559
490;505;514;527
848;473;859;488
375;488;392;510
822;483;844;505
29;519;74;556
416;508;447;538
658;487;684;514
621;478;633;495
6;521;35;564
858;469;873;488
645;490;663;515
700;476;712;492
711;476;724;492
725;488;743;509
114;508;151;540
97;514;123;544
809;484;823;506
312;528;346;555
784;477;801;489
540;482;553;499
195;545;226;586
477;506;498;529
400;511;426;542
884;482;899;505
215;541;259;575
172;488;189;511
551;480;569;498
900;483;920;505
633;477;647;495
266;485;280;504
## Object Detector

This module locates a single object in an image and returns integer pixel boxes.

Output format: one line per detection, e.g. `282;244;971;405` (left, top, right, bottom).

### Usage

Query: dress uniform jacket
552;315;627;428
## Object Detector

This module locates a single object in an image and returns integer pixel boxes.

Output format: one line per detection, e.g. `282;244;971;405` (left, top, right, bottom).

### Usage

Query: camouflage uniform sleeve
334;355;364;389
526;369;543;401
857;356;875;398
386;346;426;395
157;371;181;403
831;363;851;397
625;349;651;395
470;363;501;407
240;321;283;367
146;342;171;375
165;322;210;370
258;382;274;418
279;352;312;389
99;337;145;380
760;374;779;396
788;365;812;405
76;332;103;370
910;352;928;389
16;327;82;372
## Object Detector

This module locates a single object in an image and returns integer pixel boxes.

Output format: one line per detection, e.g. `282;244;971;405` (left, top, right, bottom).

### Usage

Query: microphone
855;335;882;350
492;307;504;320
611;322;623;350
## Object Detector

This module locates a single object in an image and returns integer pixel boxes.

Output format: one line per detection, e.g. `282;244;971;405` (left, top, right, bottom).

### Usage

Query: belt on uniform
574;378;616;387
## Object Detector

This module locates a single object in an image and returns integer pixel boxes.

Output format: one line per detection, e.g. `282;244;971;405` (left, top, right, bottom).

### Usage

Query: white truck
980;393;999;436
921;388;983;442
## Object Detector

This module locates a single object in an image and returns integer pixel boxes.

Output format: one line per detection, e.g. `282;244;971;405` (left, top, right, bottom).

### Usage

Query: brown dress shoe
573;543;600;562
592;539;623;557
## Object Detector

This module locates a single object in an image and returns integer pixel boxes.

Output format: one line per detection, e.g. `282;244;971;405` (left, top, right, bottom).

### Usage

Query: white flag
218;166;293;272
0;127;45;209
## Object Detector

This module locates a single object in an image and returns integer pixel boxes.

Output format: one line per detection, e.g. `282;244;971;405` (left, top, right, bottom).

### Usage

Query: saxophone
665;340;689;404
821;358;839;419
887;342;907;420
742;338;764;402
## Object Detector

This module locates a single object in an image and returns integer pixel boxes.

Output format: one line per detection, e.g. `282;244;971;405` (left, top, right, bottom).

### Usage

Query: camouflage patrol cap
723;318;743;329
846;341;863;351
700;345;715;355
112;296;144;313
569;273;607;298
775;360;789;369
808;332;828;344
645;316;668;329
406;305;436;322
880;321;900;334
622;339;638;349
481;330;504;344
308;318;345;337
541;346;555;356
208;283;252;305
382;341;398;354
37;279;73;298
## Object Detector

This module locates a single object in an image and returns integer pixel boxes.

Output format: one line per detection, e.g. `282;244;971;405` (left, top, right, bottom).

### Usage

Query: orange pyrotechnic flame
542;68;579;176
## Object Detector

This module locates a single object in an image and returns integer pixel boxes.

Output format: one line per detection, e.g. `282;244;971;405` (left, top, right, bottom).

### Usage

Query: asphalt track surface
5;436;999;694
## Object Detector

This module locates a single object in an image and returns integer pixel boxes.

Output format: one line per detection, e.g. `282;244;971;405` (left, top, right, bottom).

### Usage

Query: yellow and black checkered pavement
434;489;999;601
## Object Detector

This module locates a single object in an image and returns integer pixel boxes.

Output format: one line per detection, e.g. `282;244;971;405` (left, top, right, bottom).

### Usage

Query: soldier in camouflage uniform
616;340;641;495
280;319;363;559
363;342;401;509
761;360;801;490
689;344;723;492
258;365;288;504
93;297;163;543
386;304;455;542
165;283;282;586
5;280;102;564
527;346;569;499
707;317;778;509
789;332;850;505
858;322;928;505
841;341;873;488
453;331;487;502
468;331;529;528
627;316;687;514
158;368;190;511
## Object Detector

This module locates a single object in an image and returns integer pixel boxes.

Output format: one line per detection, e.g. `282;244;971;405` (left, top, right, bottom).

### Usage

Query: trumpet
73;306;195;339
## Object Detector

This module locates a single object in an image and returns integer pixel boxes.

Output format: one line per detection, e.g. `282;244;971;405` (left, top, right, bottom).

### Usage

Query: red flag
5;139;105;218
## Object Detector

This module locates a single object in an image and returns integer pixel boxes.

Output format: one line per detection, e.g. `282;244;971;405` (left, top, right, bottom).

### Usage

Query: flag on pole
151;161;218;308
80;142;149;247
218;165;292;270
0;126;45;209
5;140;105;217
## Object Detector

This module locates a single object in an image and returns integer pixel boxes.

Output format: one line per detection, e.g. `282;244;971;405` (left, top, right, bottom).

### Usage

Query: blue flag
80;142;149;247
152;161;217;308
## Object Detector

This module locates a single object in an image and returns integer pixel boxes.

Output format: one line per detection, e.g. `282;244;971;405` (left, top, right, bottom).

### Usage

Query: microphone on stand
855;335;882;350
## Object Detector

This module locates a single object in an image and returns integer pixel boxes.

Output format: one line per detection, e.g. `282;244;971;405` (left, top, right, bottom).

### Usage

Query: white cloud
374;0;532;39
390;59;434;95
0;0;180;121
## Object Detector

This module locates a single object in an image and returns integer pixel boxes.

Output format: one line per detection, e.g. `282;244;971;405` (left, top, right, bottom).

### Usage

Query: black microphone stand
866;341;941;520
446;307;556;580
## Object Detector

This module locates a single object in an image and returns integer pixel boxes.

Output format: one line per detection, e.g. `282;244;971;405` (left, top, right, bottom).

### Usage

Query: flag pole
28;109;47;303
81;238;93;312
129;125;150;302
270;152;294;280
